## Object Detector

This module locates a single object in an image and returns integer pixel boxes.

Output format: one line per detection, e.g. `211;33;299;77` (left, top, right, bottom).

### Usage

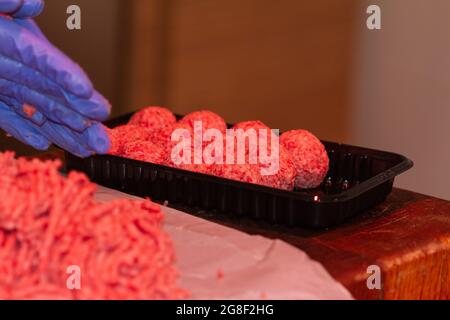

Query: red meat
259;147;296;191
228;121;296;190
232;120;270;132
122;141;168;164
179;110;227;135
128;106;177;130
280;130;329;189
166;122;219;175
128;107;178;148
0;152;187;300
219;163;263;185
106;124;152;155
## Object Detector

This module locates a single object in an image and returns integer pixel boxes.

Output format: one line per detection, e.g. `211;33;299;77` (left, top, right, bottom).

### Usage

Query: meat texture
0;152;186;300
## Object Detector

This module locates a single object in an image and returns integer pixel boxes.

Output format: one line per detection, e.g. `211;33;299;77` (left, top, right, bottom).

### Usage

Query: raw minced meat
128;106;177;130
128;107;177;148
219;163;263;185
166;122;219;175
228;121;296;190
232;120;270;132
106;125;153;155
0;152;187;300
280;130;329;189
122;141;168;164
107;108;326;191
179;110;227;135
259;147;296;191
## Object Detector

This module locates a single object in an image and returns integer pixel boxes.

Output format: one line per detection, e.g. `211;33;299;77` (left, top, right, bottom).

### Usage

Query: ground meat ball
228;121;296;191
232;120;270;132
128;106;177;130
106;125;152;155
166;122;194;164
107;109;322;191
178;111;227;168
122;141;168;164
230;121;278;160
280;130;329;189
166;122;221;175
148;124;176;148
219;163;263;185
259;147;296;191
128;107;177;148
179;110;227;135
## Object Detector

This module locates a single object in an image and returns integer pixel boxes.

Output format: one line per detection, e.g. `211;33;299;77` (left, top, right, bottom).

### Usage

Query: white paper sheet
95;186;353;300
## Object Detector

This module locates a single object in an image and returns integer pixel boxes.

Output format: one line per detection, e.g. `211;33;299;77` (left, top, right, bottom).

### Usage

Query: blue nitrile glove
0;0;44;18
0;0;111;157
0;102;109;157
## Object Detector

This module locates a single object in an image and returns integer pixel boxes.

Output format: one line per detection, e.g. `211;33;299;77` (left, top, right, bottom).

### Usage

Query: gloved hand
0;0;44;18
0;0;111;157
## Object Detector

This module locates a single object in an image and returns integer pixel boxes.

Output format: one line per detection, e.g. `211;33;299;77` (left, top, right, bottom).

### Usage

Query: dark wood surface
191;188;450;300
37;150;450;300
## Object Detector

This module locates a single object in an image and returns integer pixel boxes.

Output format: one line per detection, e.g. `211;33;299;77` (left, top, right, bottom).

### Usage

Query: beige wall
36;0;124;114
163;0;357;142
351;0;450;200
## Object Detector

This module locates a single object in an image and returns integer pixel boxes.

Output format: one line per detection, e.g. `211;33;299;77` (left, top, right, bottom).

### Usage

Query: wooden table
193;188;450;300
38;150;450;300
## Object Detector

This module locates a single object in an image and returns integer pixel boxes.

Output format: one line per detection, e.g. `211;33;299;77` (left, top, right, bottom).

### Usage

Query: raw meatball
128;107;178;148
122;141;168;164
128;106;177;130
219;163;263;185
232;120;270;132
106;125;153;155
147;123;177;149
179;110;227;134
259;147;296;191
280;130;329;189
230;121;278;159
229;121;296;191
166;122;223;176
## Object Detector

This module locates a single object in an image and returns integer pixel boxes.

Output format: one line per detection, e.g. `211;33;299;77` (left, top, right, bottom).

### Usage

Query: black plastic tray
65;113;413;228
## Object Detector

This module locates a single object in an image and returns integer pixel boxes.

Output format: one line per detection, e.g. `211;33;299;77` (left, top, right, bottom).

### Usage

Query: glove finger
26;118;110;157
0;99;109;156
34;120;94;157
11;0;44;18
0;101;50;150
0;54;64;101
35;120;110;157
14;18;48;41
0;54;111;121
0;78;91;131
0;0;21;13
81;122;111;154
43;121;110;156
0;94;46;125
64;90;111;122
0;16;93;98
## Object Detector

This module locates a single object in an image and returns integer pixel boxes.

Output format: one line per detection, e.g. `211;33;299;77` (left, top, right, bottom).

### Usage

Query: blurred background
1;0;449;200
